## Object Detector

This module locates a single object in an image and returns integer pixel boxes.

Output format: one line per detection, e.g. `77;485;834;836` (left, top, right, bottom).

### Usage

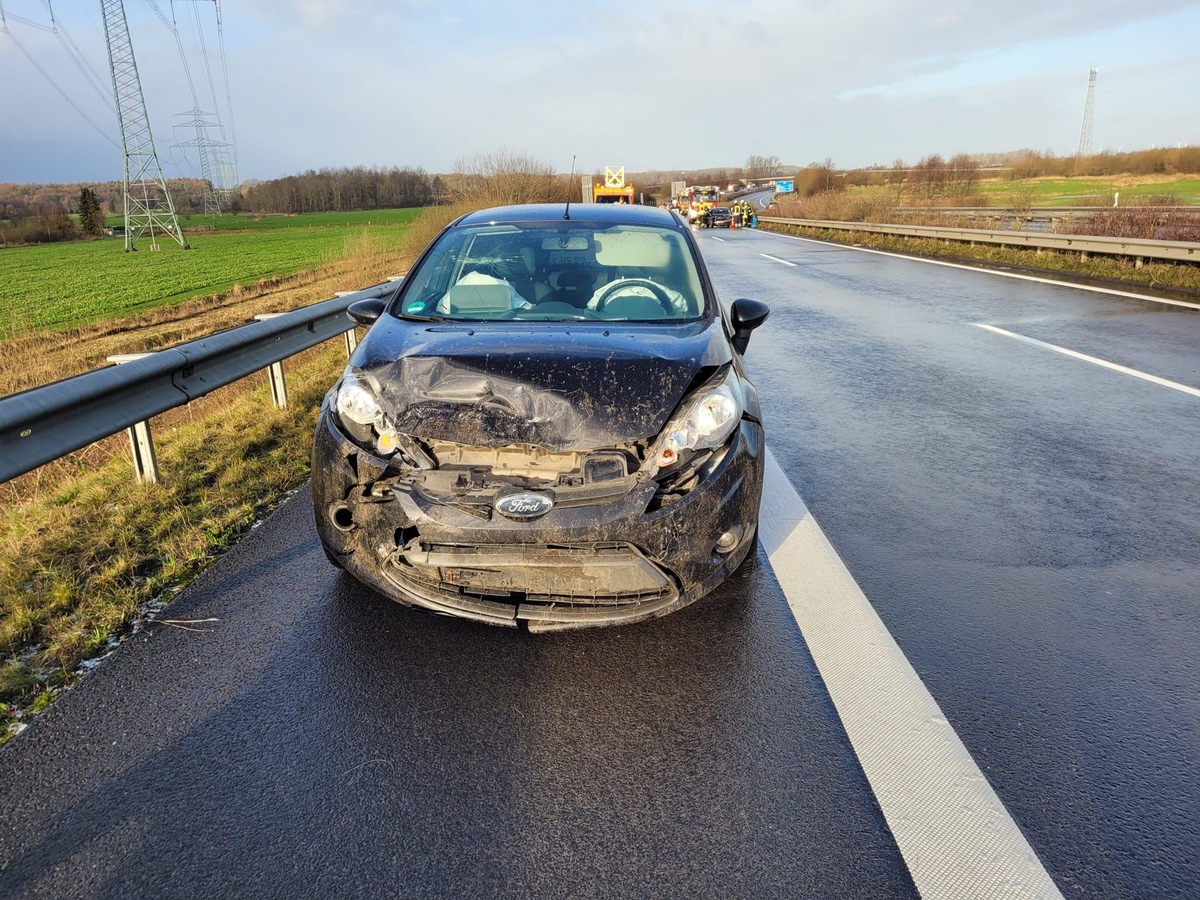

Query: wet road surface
0;227;1196;898
705;227;1199;897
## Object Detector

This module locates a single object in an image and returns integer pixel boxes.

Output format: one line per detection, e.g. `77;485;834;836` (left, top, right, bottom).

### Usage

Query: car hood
352;318;733;450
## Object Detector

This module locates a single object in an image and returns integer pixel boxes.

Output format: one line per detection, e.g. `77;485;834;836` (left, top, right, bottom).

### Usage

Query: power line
145;0;232;212
186;0;237;201
3;8;55;32
45;1;116;113
214;0;238;174
4;0;238;203
1;22;120;149
187;0;220;127
144;0;198;101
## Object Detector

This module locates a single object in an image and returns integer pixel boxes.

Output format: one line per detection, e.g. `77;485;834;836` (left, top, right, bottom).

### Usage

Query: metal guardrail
758;217;1200;264
0;279;398;485
890;206;1200;217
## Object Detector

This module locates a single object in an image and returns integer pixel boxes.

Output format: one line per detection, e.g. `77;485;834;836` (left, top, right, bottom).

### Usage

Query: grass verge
0;216;427;746
0;341;346;744
757;222;1200;298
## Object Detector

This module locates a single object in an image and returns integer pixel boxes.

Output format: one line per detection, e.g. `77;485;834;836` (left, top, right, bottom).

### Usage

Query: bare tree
744;155;782;180
907;153;980;201
946;153;980;198
908;154;947;201
450;149;566;207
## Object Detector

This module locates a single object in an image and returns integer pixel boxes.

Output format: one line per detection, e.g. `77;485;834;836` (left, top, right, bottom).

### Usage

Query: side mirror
347;297;386;327
729;298;770;354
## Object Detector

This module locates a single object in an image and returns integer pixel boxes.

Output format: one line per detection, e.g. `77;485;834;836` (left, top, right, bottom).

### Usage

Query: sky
1;0;1198;185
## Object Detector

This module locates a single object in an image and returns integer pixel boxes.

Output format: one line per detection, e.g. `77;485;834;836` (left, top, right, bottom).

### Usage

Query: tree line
3;146;1197;246
239;166;438;214
0;166;442;245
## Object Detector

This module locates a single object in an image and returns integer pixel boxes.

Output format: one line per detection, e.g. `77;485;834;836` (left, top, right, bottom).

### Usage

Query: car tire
733;524;759;576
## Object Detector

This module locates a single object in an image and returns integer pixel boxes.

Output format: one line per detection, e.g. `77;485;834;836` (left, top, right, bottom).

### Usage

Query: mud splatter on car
313;203;769;631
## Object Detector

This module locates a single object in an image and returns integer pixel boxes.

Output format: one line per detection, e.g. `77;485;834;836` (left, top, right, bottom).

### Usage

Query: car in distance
706;206;733;228
312;203;770;631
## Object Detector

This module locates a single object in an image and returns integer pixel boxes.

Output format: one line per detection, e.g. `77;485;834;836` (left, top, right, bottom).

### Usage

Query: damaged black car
312;203;769;631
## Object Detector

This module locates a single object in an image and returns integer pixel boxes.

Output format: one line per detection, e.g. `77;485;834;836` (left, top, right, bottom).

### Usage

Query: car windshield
395;221;707;322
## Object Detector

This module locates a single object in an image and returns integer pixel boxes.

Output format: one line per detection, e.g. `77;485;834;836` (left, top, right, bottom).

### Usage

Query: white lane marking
759;448;1063;900
760;253;797;267
976;323;1200;398
711;236;727;242
761;230;1200;311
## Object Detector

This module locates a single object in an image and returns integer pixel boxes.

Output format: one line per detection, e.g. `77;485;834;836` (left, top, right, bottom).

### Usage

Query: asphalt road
1;227;1196;898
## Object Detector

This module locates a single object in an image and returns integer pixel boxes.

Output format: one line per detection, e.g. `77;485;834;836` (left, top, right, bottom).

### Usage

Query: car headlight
335;374;382;426
332;374;428;462
650;369;743;471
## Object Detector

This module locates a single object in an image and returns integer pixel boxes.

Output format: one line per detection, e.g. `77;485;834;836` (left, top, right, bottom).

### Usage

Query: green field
174;207;423;232
976;176;1200;205
1;209;418;335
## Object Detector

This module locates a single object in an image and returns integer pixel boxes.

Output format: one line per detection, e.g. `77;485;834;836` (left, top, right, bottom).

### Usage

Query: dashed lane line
760;230;1200;311
976;323;1200;398
760;252;797;267
710;236;727;242
759;448;1063;900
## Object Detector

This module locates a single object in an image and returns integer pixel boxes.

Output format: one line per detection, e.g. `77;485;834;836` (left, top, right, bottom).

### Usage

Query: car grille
382;542;679;625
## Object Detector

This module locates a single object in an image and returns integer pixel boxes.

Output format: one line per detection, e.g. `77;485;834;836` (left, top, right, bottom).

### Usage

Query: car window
396;222;706;322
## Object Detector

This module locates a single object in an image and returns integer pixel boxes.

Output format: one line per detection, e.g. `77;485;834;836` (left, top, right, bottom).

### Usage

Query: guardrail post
332;292;366;358
106;354;160;484
267;361;288;409
128;419;159;484
253;314;289;409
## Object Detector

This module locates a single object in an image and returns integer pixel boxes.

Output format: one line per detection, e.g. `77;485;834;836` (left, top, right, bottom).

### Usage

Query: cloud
1;0;1197;182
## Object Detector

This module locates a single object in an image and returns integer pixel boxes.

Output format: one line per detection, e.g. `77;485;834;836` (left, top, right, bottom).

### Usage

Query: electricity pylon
1074;67;1098;167
173;106;231;217
101;0;187;251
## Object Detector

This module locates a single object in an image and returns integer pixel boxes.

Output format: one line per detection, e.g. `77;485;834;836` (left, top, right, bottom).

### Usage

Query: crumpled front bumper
311;409;763;631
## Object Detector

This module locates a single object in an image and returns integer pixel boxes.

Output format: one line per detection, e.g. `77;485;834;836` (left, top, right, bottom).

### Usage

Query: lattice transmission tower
173;106;231;217
101;0;187;251
1075;67;1098;163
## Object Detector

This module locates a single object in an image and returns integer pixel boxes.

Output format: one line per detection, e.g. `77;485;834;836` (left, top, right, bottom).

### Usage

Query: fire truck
592;166;635;204
684;185;720;223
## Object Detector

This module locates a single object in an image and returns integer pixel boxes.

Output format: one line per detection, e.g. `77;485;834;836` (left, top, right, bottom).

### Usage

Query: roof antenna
564;154;576;220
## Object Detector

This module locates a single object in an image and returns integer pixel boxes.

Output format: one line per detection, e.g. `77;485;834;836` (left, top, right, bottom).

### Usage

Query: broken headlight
335;373;382;427
332;373;435;467
649;368;742;473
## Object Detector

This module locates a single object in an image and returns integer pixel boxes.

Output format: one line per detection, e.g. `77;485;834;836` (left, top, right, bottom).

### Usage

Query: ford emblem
494;492;554;519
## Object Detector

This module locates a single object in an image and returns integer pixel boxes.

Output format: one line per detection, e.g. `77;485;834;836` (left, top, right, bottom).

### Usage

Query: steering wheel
592;278;676;314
